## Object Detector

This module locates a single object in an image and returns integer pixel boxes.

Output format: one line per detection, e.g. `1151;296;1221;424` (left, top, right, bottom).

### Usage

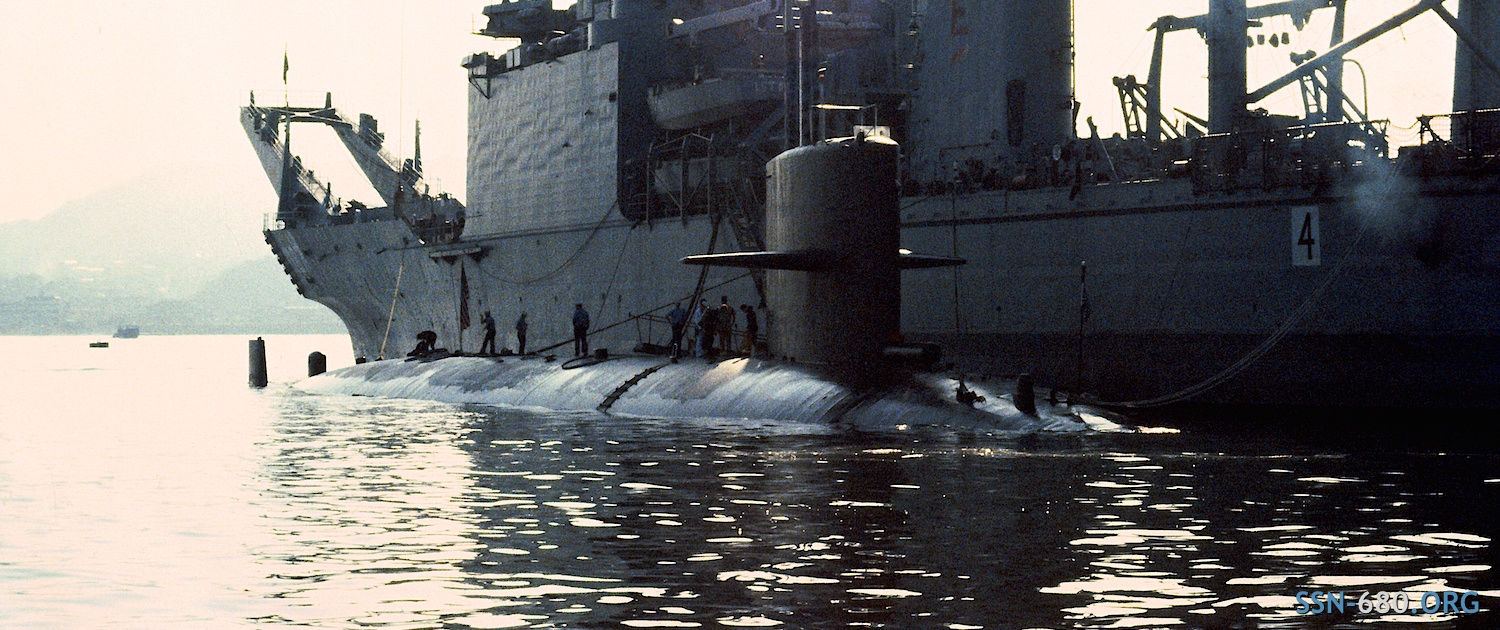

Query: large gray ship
243;0;1500;408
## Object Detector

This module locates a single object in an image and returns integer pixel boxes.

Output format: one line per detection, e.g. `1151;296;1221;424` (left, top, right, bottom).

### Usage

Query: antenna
413;119;423;176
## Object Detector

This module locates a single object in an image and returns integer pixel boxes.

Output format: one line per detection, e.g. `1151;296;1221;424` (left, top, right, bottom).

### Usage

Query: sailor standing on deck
515;312;528;355
716;296;735;356
667;302;688;357
700;302;718;359
479;311;497;355
691;299;709;357
739;304;758;357
572;304;590;356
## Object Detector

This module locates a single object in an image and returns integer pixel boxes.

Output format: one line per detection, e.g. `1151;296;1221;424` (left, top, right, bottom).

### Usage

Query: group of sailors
665;296;759;360
419;310;527;359
475;310;528;356
412;296;759;361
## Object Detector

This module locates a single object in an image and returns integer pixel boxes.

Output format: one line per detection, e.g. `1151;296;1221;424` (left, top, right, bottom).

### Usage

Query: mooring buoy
249;337;268;388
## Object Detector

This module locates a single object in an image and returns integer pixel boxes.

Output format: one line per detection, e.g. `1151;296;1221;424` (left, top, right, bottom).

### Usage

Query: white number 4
1292;207;1321;266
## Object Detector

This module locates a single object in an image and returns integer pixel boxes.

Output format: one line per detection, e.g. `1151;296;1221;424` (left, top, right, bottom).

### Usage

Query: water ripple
4;336;1498;628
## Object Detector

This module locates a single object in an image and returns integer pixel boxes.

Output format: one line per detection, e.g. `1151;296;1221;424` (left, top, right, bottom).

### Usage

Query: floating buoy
249;337;268;388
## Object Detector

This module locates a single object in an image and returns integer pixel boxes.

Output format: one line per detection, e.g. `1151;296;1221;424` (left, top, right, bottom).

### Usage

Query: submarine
298;135;1130;433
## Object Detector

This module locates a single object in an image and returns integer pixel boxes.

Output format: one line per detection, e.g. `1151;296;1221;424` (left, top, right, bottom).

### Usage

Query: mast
782;0;796;150
1326;0;1347;122
1146;23;1166;143
1207;0;1248;133
1453;0;1500;112
412;119;423;176
780;1;817;149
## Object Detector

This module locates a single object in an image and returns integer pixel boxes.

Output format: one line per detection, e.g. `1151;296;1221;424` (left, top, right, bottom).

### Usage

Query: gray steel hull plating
298;354;1102;431
266;169;1500;408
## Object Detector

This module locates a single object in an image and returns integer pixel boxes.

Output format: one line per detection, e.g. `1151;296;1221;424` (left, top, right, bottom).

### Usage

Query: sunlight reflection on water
1;336;1498;628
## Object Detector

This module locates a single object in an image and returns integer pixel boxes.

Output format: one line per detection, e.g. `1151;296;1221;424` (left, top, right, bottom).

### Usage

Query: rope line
473;202;622;286
597;222;634;332
1095;165;1399;409
378;258;406;360
528;271;754;356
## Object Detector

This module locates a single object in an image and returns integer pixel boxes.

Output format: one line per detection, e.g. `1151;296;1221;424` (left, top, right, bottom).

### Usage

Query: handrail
527;272;755;356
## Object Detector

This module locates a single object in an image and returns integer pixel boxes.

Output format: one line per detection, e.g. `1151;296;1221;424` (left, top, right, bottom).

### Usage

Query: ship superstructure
245;0;1500;407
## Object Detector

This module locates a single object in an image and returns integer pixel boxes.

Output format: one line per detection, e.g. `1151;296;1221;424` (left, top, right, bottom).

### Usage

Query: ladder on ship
686;203;769;313
717;172;767;306
649;133;768;308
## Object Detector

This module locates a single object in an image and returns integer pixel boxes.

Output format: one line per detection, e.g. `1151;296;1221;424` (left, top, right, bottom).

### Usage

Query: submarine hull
298;355;1112;432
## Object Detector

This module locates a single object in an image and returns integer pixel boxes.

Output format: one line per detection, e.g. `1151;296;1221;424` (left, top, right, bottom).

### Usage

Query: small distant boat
89;341;109;348
113;325;140;339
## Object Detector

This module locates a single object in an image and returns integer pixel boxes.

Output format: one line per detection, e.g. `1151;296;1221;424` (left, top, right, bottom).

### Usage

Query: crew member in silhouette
700;302;717;360
716;296;735;355
408;330;438;358
479;311;497;355
515;312;528;355
739;304;758;357
572;304;590;356
667;302;688;357
692;299;710;357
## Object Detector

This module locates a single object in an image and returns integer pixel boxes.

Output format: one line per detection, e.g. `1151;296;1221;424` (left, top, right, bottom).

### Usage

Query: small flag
459;265;471;330
282;49;289;85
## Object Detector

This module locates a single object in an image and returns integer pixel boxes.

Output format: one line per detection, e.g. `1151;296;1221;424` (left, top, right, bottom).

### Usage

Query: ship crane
251;96;432;208
1248;0;1500;107
332;113;433;207
242;95;332;224
1120;0;1500;147
1119;0;1344;145
242;93;464;241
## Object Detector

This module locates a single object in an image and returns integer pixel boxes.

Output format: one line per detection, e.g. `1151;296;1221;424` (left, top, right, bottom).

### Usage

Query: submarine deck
299;354;1124;432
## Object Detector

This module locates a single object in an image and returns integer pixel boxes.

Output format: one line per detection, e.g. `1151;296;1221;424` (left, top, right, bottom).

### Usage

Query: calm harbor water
1;335;1498;628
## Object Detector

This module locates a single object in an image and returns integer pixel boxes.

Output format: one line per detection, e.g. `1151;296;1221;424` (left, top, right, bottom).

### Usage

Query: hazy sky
0;1;1459;224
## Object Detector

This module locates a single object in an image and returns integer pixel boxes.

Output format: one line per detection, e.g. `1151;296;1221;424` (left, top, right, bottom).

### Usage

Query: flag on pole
459;265;471;331
282;49;289;85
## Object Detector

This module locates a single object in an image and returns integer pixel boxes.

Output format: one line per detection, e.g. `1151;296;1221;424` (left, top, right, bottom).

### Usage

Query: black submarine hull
297;354;1126;432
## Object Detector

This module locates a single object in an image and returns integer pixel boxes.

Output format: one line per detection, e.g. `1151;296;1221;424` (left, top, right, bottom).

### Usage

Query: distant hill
0;162;270;295
0;256;344;336
0;164;343;335
128;257;345;335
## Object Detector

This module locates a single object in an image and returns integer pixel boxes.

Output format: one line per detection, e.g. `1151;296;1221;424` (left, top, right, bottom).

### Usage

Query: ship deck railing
1187;119;1393;192
1417;109;1500;158
263;205;400;233
631;311;763;357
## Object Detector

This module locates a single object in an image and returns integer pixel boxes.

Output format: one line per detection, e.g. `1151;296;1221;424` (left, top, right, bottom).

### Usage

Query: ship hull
898;171;1500;407
265;214;766;363
265;167;1500;409
919;331;1500;408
